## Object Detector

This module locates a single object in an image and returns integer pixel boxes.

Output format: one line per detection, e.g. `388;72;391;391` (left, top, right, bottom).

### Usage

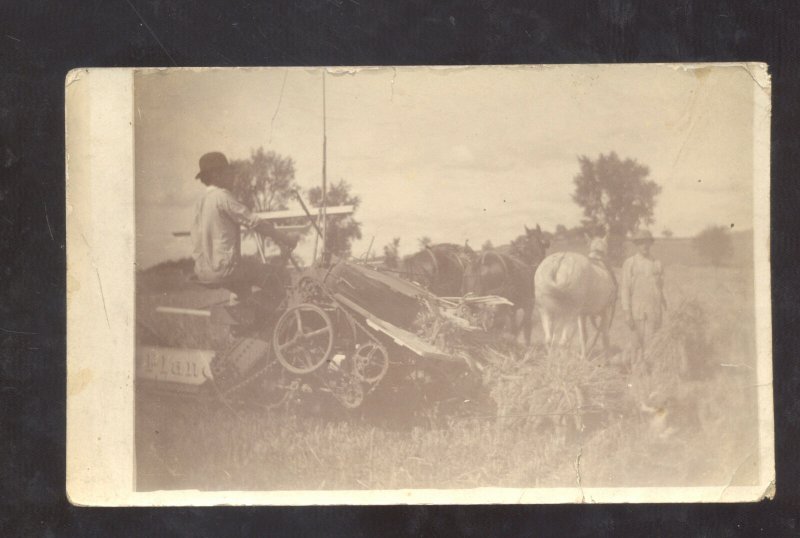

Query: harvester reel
273;304;334;374
353;342;389;384
297;276;328;305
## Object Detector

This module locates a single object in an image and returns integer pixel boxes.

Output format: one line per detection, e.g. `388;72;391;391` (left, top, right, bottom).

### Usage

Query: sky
134;65;756;269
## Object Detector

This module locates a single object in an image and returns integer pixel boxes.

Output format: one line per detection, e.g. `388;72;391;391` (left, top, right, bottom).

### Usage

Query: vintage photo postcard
66;64;773;505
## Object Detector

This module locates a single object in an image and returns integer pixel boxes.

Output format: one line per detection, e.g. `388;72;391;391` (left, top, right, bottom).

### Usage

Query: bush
643;300;713;381
693;225;734;266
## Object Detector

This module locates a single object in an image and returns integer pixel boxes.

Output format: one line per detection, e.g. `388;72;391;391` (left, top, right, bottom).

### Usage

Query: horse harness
479;250;513;297
589;256;618;292
424;247;439;285
427;245;471;292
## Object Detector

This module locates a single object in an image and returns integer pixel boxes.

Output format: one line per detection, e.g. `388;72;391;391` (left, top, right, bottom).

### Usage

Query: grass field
135;236;761;492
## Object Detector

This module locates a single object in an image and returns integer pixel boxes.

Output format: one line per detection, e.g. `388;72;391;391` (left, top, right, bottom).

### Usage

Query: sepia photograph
66;64;772;504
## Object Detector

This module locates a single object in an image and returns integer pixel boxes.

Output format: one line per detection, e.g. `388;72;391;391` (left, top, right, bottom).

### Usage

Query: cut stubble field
135;258;761;493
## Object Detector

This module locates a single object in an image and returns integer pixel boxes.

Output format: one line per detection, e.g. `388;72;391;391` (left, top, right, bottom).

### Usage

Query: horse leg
497;305;512;338
558;317;575;349
548;316;558;352
540;310;553;353
600;312;611;359
508;307;519;342
584;315;604;360
522;306;532;347
510;308;518;341
578;315;587;359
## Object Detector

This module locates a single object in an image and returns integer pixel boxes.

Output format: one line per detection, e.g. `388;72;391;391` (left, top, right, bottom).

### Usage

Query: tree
308;179;362;260
554;224;568;238
662;228;674;238
693;225;733;266
482;239;494;251
572;152;661;262
231;147;298;213
558;224;586;242
418;236;432;249
382;237;401;269
229;147;303;255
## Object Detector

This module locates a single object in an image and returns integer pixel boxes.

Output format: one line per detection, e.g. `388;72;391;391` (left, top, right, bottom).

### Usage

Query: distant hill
648;229;753;267
137;230;754;295
547;229;753;268
137;257;194;293
137;254;290;294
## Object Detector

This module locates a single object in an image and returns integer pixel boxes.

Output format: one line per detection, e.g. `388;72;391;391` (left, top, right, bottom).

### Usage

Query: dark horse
400;243;476;297
462;225;550;345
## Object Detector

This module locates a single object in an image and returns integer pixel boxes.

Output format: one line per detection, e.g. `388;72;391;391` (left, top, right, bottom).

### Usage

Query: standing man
191;151;296;307
621;230;667;364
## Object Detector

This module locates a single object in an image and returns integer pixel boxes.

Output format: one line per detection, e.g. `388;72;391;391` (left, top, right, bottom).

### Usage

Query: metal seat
185;273;225;290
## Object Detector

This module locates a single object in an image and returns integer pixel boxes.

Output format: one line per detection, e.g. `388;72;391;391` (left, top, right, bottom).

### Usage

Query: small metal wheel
332;376;364;409
353;342;389;384
273;304;334;374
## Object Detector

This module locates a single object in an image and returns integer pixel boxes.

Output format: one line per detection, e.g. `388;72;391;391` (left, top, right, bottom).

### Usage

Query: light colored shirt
191;186;259;283
620;252;664;322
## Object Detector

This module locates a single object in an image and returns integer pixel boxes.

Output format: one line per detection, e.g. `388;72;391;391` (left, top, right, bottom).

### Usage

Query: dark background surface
1;0;799;535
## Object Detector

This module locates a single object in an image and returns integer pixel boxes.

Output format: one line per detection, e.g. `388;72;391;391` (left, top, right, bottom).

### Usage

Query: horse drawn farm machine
137;200;510;415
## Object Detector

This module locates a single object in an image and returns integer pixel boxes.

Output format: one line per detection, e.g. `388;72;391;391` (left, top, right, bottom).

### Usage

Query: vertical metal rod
312;224;319;263
293;189;324;238
363;235;375;262
254;232;268;264
320;70;328;264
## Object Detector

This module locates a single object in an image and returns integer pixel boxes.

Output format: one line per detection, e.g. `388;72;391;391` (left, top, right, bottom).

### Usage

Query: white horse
533;249;617;358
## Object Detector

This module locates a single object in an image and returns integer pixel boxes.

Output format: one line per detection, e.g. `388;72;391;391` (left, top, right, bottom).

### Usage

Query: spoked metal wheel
353;342;389;384
273;304;334;374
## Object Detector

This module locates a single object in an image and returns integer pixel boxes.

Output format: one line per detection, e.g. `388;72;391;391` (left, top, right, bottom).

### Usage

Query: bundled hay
411;295;507;365
643;300;711;381
482;347;629;433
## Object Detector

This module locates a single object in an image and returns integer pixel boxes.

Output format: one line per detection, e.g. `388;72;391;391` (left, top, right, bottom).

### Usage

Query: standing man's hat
631;229;655;243
195;151;230;179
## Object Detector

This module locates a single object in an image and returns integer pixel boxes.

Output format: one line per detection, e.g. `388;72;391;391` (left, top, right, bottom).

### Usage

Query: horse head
399;251;434;289
519;223;550;266
584;227;610;260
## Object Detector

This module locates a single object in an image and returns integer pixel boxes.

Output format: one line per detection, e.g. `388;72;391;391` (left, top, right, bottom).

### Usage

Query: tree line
230;147;362;261
232;147;735;267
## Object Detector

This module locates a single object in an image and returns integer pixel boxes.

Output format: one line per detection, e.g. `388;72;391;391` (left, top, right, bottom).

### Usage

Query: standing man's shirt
620;252;664;324
192;185;259;283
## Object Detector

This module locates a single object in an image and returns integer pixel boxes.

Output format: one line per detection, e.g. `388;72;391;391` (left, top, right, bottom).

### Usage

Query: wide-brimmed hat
631;229;655;244
195;151;230;179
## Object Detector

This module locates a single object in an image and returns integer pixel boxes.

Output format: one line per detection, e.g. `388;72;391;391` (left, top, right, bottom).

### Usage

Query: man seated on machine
191;151;297;323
